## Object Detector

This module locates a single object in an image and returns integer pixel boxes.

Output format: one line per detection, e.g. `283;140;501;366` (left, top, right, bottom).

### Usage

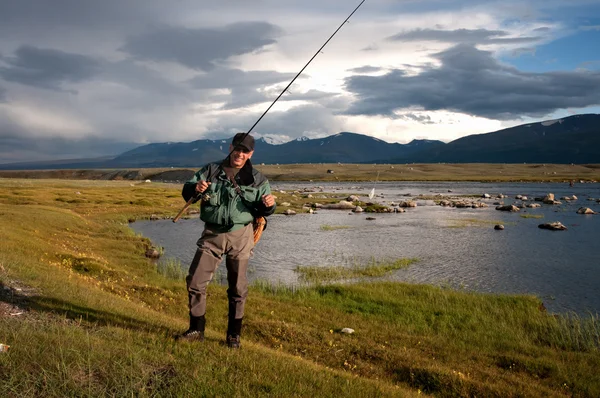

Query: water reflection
131;181;600;314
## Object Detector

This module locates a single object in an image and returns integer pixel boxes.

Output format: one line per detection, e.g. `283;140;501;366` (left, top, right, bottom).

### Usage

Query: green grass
446;218;511;228
320;224;352;231
156;258;187;281
295;258;418;283
520;214;544;219
2;162;600;182
1;178;599;397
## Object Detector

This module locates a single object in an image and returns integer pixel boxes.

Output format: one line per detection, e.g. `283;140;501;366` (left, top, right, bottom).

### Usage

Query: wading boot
226;317;243;349
175;315;205;342
226;334;241;349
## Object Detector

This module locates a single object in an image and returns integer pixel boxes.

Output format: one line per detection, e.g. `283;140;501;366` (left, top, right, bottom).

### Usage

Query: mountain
402;114;600;164
0;114;598;170
105;132;443;167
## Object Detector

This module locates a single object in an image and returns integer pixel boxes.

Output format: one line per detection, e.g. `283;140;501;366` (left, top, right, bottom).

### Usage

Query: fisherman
176;133;276;348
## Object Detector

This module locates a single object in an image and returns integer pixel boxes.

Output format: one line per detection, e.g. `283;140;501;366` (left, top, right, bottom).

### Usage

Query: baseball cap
232;133;255;152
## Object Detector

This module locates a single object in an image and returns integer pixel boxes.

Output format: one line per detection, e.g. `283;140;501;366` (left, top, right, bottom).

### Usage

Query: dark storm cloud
387;28;541;45
0;46;100;91
0;85;6;101
344;44;600;120
121;22;281;71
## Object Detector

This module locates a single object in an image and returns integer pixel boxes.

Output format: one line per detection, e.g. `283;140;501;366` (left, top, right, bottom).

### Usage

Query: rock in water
538;222;567;231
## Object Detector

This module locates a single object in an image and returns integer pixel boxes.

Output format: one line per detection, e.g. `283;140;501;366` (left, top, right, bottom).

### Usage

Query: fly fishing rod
173;0;367;222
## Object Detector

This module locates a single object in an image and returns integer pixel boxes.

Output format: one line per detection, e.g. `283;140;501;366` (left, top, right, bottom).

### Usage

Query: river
131;181;600;315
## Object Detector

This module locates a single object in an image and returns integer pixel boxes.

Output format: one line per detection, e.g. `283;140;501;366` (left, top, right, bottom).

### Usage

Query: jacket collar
219;158;254;185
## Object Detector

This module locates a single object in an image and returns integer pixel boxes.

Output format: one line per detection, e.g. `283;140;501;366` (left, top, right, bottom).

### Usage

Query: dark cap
232;133;255;152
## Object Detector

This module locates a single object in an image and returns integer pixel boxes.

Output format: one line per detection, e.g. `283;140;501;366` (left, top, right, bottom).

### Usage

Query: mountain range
1;114;598;170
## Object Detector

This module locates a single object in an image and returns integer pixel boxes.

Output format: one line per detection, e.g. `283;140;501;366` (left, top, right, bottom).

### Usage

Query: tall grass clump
535;312;600;351
156;258;187;280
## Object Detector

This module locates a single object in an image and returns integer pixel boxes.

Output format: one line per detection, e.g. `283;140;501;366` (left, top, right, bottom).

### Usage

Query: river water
131;181;600;315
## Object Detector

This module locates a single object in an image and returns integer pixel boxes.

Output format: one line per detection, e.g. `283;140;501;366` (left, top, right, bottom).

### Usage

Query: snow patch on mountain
541;118;563;126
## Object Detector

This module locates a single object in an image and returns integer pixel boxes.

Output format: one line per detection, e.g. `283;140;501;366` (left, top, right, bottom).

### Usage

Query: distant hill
402;114;600;164
103;132;443;167
0;114;598;170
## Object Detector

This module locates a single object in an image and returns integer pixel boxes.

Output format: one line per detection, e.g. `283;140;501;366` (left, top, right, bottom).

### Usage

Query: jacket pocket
241;186;259;203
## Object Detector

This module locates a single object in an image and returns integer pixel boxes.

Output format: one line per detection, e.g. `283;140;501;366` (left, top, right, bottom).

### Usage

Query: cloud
347;66;383;73
361;44;379;52
0;85;6;101
188;68;295;90
0;45;100;91
0;113;136;163
397;113;435;124
120;22;281;71
511;47;536;57
344;44;600;120
386;28;541;45
205;103;344;141
188;68;337;109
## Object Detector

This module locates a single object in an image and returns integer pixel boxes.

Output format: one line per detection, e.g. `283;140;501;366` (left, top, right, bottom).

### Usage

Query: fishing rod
173;0;367;222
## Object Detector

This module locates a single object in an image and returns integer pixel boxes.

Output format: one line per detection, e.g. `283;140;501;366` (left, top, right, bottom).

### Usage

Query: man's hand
196;181;210;193
261;194;275;207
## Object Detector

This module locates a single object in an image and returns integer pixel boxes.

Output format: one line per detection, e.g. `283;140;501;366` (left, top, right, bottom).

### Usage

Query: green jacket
182;159;276;232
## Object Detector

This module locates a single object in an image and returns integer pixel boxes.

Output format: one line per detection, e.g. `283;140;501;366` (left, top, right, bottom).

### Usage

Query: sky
0;0;599;163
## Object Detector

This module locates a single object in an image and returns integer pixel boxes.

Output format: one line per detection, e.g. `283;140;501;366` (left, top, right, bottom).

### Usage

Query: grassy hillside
1;179;599;397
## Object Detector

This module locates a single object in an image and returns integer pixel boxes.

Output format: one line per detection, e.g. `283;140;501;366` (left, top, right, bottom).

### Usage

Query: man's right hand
196;181;211;193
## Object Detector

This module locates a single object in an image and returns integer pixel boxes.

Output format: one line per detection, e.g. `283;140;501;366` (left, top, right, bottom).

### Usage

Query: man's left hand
261;194;275;207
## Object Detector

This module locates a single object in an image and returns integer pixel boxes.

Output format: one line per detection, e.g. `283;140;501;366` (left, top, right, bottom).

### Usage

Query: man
176;133;276;348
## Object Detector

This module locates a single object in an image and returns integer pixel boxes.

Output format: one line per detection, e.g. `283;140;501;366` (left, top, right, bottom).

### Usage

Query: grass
156;258;187;280
295;257;418;283
320;224;352;231
2;162;600;182
1;178;599;397
520;214;544;219
446;218;511;228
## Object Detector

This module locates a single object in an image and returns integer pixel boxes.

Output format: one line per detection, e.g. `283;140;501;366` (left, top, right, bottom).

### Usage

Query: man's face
229;145;253;168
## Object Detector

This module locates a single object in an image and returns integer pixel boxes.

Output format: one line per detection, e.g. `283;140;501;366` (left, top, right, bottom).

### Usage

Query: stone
495;205;520;212
538;222;567;231
577;207;596;215
494;224;505;230
542;193;555;204
145;248;161;259
400;200;417;208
